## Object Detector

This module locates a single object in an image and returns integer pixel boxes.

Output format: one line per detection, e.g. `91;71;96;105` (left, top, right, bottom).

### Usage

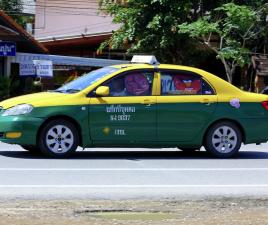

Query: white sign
33;60;53;77
19;63;35;76
131;55;159;65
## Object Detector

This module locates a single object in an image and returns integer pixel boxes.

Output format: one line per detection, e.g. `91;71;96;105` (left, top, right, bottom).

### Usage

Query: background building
22;0;36;35
0;10;47;77
34;0;122;59
0;9;126;99
22;0;35;15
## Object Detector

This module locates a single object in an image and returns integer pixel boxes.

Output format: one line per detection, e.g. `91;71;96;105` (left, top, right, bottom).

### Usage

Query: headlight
2;104;33;116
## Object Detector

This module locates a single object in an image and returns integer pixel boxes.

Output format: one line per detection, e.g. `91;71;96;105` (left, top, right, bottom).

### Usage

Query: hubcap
46;125;74;154
211;126;237;153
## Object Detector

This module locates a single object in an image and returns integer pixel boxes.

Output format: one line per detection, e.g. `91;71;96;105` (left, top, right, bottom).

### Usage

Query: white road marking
0;185;267;188
0;168;267;171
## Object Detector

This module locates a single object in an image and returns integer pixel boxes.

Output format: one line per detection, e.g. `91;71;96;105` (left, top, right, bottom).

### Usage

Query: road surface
0;142;268;199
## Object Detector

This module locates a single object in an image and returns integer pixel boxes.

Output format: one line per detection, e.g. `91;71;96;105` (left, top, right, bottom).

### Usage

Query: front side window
160;71;214;95
104;71;154;97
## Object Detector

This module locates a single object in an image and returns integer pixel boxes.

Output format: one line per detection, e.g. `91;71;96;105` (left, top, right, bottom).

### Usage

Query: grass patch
92;212;178;221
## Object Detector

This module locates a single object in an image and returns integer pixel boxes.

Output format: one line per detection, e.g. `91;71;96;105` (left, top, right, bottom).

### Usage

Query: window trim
159;69;216;96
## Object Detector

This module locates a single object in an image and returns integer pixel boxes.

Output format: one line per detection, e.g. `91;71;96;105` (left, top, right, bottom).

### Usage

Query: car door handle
200;99;215;105
141;99;156;106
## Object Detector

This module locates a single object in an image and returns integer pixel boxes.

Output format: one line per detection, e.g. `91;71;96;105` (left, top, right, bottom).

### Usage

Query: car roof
111;63;201;71
111;63;218;76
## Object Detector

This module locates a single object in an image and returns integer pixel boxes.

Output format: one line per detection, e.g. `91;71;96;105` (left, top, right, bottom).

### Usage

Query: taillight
261;101;268;110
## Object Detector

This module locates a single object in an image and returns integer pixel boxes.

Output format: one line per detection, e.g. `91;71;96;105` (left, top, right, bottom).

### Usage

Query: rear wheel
204;121;242;158
38;119;79;158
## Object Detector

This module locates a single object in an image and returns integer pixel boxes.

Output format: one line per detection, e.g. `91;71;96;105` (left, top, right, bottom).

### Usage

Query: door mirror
96;86;110;97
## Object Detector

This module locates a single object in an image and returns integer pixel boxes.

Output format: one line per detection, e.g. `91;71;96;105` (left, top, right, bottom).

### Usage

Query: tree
178;3;268;83
0;0;24;25
99;0;268;83
99;0;226;65
0;76;11;101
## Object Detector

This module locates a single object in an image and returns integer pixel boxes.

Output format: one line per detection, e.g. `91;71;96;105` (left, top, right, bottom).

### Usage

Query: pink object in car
125;73;149;95
173;76;201;93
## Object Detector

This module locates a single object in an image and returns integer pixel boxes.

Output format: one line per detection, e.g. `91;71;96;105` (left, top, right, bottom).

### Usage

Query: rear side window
160;71;214;95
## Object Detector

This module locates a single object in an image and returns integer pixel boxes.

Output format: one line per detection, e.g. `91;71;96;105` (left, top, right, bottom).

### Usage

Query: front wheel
38;119;79;158
204;121;242;158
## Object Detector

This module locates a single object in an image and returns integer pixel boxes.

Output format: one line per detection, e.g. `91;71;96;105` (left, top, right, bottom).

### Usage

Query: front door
89;70;157;145
157;70;217;142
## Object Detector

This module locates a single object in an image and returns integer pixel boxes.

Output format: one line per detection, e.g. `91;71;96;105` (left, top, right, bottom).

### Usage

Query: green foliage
0;0;22;12
179;17;219;38
0;0;24;26
0;76;11;101
0;76;20;101
216;3;257;35
99;0;225;64
217;47;250;66
178;2;268;82
99;0;268;82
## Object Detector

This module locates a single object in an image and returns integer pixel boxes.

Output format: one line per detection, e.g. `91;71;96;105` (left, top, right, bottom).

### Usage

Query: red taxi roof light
261;101;268;110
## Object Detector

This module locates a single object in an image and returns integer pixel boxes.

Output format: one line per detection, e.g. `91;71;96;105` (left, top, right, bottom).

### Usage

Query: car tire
21;145;40;154
204;121;242;158
38;119;79;158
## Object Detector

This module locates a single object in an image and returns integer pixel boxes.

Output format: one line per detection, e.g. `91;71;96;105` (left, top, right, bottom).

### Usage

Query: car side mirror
96;86;110;97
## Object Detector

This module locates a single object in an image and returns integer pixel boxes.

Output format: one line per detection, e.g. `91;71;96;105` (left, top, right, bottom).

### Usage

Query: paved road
0;142;268;199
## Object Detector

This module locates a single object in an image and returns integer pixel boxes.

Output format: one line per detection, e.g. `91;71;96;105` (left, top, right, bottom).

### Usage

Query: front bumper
0;115;44;145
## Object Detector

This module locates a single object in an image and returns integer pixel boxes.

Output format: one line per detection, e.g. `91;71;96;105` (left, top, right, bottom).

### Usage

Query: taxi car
0;55;268;158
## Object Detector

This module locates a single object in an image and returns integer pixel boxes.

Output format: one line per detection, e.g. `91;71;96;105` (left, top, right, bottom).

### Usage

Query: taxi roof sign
131;55;159;65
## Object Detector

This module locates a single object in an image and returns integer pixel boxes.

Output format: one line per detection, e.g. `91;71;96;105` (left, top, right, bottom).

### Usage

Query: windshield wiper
49;90;65;93
49;89;80;93
64;89;80;93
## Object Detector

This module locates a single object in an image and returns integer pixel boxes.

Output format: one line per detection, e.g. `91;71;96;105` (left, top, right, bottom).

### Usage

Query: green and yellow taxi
0;55;268;158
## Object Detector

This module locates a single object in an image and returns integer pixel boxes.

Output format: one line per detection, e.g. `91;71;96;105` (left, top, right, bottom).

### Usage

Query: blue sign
0;42;16;56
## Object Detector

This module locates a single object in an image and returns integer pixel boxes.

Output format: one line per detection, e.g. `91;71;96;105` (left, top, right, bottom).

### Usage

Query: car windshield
55;67;119;93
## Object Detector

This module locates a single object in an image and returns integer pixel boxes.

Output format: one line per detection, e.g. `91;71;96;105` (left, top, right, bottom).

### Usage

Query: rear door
157;70;217;142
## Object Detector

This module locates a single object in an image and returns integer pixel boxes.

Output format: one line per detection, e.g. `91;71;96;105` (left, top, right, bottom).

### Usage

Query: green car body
0;62;268;157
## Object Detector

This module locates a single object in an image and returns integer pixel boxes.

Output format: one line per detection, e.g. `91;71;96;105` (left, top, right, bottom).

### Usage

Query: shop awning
11;52;128;67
